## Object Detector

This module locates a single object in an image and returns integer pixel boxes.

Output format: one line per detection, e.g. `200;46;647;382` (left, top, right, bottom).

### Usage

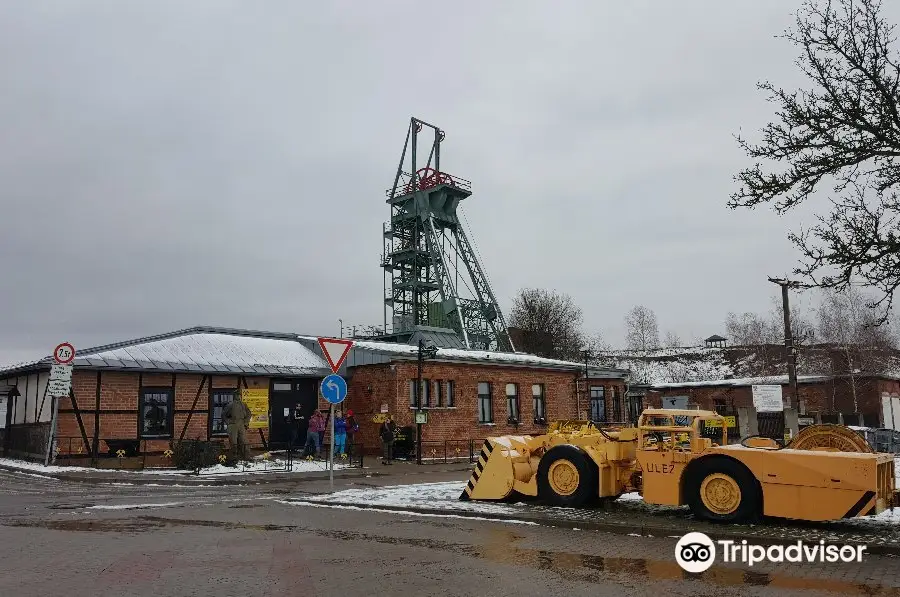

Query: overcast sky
3;1;897;364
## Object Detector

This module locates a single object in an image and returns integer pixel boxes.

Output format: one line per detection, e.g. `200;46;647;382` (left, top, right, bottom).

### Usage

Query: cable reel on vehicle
786;424;873;453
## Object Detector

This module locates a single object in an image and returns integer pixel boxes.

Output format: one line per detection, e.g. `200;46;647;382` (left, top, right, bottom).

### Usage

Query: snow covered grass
0;456;351;477
290;481;661;517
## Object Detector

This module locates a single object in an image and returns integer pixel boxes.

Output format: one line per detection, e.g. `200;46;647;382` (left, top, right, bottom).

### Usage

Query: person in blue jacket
333;410;348;457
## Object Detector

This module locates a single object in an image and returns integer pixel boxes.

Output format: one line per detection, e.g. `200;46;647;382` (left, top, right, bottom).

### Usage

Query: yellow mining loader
459;409;897;523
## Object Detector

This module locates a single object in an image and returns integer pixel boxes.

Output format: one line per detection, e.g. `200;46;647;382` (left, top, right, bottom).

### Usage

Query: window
506;383;520;423
478;382;493;423
446;380;455;407
627;395;643;424
532;384;546;422
433;380;443;407
273;382;292;391
589;386;606;422
611;386;621;422
410;379;431;407
210;389;236;436
140;388;174;438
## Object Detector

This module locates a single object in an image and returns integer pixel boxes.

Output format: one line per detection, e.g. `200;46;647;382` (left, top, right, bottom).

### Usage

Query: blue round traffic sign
320;374;348;404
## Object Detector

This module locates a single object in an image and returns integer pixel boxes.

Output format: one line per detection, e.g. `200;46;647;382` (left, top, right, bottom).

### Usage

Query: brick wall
342;361;626;453
55;370;273;455
52;364;628;457
646;376;886;424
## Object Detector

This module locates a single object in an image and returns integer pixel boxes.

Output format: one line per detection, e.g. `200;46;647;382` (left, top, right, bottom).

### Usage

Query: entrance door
269;378;320;446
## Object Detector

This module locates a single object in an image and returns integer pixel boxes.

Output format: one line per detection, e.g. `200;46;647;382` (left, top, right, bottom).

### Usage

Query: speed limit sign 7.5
53;342;75;365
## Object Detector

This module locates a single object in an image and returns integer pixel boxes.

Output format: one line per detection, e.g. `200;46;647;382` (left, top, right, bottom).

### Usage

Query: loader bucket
459;439;520;501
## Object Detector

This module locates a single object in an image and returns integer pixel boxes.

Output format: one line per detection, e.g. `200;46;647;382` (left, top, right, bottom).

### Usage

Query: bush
171;440;226;471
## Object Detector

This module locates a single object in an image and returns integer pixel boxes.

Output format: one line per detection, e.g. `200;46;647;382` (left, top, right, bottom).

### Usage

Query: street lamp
416;338;438;464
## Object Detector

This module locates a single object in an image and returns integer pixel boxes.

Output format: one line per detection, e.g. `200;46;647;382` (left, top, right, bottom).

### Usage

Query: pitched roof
0;327;332;377
0;326;630;378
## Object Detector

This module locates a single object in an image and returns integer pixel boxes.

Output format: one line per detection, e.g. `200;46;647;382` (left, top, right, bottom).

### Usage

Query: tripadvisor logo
675;532;867;572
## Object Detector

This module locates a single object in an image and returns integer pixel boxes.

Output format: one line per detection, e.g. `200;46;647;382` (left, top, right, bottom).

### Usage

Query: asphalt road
1;469;900;597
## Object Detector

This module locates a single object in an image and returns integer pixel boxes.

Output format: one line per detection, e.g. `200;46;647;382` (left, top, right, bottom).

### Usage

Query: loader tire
537;445;597;507
685;457;760;523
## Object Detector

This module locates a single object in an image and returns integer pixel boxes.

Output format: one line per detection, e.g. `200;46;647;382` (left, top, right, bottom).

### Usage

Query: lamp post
416;338;438;464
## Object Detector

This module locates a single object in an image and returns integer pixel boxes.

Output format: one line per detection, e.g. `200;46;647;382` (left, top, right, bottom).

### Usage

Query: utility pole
581;349;590;419
768;277;802;411
416;339;424;465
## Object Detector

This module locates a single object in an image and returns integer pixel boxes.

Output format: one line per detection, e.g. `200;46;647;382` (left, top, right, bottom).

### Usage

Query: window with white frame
477;382;493;423
506;383;520;423
532;384;546;422
140;388;174;439
433;380;442;407
446;380;455;407
210;389;236;436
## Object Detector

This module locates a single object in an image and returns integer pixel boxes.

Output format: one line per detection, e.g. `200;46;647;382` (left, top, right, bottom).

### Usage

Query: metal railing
384;170;473;199
390;439;483;464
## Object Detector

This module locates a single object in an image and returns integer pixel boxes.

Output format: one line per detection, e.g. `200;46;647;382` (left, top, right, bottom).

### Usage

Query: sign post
317;337;353;489
45;342;76;465
320;373;348;488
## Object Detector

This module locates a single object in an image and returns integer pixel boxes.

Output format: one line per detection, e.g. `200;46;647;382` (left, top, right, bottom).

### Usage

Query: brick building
0;326;629;461
645;373;900;429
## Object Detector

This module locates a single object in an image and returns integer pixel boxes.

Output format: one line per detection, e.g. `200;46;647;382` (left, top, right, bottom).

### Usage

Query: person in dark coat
380;415;397;465
345;409;359;453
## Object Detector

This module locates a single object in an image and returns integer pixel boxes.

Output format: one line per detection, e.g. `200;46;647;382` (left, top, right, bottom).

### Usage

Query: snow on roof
649;374;835;389
297;335;627;373
0;327;333;376
76;332;331;375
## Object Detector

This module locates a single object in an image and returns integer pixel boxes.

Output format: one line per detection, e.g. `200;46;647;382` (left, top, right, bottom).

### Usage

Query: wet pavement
2;468;900;596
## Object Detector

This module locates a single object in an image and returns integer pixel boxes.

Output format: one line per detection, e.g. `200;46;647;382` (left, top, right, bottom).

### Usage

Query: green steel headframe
381;117;514;352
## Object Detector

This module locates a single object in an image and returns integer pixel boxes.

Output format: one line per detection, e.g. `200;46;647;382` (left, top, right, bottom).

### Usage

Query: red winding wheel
403;167;455;194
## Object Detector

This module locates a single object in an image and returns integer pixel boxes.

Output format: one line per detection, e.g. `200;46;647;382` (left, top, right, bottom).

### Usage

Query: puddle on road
47;503;95;510
227;504;264;509
5;515;898;594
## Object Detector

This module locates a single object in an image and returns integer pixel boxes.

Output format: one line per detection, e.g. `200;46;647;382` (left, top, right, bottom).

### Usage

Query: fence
3;422;51;462
51;435;363;473
401;439;482;464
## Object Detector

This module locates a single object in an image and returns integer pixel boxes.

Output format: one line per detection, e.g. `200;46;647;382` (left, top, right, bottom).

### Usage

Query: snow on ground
292;480;900;529
292;481;663;517
0;456;350;477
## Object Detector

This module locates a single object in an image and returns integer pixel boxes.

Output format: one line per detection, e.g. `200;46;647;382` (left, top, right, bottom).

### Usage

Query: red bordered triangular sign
317;337;354;373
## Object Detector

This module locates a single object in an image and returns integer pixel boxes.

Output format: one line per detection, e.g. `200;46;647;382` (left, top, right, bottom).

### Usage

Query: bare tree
663;330;682;349
729;0;900;324
625;306;659;351
508;288;584;360
724;311;780;347
817;287;896;409
583;332;611;355
724;297;816;376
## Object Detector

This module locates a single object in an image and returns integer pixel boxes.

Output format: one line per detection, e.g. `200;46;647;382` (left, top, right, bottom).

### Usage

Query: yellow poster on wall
704;416;736;428
241;389;270;429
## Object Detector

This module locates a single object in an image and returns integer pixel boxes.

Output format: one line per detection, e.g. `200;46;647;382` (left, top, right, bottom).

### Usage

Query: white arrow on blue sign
320;374;348;405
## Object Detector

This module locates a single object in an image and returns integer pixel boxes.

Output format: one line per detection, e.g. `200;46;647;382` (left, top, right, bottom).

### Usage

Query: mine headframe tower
381;117;514;352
